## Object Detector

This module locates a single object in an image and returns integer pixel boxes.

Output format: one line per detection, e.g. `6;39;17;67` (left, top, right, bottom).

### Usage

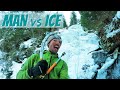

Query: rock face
92;50;120;79
98;14;120;54
92;50;108;66
110;55;120;79
83;11;120;79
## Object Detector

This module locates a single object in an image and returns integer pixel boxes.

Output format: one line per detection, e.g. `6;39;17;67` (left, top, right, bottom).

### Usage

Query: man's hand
28;60;48;78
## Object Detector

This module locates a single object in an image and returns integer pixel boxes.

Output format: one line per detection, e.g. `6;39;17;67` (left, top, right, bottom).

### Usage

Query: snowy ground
0;24;100;79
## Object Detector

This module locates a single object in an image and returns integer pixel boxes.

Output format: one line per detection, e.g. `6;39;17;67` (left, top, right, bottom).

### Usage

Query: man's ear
47;43;50;48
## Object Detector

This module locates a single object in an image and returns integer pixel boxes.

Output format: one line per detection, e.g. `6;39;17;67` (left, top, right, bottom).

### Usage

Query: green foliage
63;18;68;28
0;28;52;62
70;11;77;26
80;11;117;31
0;28;51;52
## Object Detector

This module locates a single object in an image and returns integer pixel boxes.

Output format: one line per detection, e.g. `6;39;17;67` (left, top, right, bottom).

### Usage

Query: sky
59;11;81;26
45;11;81;26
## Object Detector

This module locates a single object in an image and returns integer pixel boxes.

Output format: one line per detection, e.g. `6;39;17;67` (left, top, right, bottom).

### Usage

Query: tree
80;11;117;31
69;11;77;26
63;17;68;28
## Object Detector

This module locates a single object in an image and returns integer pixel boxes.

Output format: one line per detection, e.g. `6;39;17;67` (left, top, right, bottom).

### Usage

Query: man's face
48;39;61;54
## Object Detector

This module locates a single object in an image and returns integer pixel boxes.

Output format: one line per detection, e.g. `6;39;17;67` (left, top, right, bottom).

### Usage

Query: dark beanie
47;34;62;46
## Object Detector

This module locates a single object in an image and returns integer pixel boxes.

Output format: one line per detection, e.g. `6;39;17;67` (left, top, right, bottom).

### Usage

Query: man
16;34;69;79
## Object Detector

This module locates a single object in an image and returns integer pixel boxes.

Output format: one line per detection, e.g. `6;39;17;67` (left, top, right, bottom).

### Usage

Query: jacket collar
43;50;58;58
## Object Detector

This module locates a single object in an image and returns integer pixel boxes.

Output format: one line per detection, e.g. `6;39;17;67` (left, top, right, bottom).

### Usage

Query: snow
96;57;115;79
0;51;3;59
10;61;22;79
0;62;6;79
0;50;6;60
58;24;99;79
116;11;120;19
106;29;120;38
10;58;27;79
105;11;120;35
96;47;119;79
20;38;36;49
0;39;4;43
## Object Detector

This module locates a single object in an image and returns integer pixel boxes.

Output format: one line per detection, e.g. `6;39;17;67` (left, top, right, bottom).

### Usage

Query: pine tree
63;17;67;28
70;11;77;26
80;11;117;31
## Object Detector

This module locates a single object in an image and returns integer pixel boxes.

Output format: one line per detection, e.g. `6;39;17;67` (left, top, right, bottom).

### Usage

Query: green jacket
16;50;69;79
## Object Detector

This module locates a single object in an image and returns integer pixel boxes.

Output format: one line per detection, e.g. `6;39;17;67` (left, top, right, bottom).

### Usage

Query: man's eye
53;39;57;41
53;39;61;44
